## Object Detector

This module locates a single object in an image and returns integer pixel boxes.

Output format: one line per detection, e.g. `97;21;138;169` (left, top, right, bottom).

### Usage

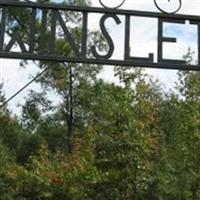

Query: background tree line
0;0;200;199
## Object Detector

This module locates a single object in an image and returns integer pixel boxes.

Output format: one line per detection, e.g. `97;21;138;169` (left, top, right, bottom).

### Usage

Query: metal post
65;63;73;153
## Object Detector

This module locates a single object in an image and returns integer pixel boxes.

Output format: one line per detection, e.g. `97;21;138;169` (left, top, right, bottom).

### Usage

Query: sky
0;0;200;114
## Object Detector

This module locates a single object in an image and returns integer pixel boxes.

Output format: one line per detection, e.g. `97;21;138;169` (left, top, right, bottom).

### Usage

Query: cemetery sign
0;0;199;70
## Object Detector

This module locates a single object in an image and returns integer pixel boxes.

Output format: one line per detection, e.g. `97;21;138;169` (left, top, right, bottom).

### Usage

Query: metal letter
29;8;36;53
40;9;48;53
51;10;80;57
124;15;154;63
91;14;121;59
0;8;6;51
50;9;56;53
158;18;186;65
190;20;200;66
5;32;27;52
81;12;88;58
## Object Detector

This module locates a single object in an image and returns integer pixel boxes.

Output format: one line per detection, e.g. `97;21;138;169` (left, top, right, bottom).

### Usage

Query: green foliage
1;3;200;200
0;141;16;200
5;130;100;200
2;62;200;198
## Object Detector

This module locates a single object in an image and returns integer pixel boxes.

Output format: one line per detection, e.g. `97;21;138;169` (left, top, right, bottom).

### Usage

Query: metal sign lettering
0;0;199;70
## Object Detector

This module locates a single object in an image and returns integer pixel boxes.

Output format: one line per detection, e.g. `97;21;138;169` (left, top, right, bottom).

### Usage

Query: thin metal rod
0;7;6;51
0;66;50;109
67;64;73;153
63;63;73;153
81;12;88;57
29;8;36;53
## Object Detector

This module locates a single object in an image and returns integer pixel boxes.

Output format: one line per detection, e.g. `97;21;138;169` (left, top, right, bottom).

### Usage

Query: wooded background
0;0;200;199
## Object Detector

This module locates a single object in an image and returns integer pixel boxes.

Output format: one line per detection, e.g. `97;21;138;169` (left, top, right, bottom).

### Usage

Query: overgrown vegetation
0;0;200;199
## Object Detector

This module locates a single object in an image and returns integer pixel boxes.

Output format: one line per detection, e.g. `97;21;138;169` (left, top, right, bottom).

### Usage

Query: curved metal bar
153;0;182;14
99;0;126;9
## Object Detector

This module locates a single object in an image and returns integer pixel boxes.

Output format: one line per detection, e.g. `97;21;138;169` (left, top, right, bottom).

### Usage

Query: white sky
1;0;200;114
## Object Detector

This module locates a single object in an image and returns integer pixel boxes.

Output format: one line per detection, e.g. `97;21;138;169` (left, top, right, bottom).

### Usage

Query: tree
81;67;163;200
7;0;106;153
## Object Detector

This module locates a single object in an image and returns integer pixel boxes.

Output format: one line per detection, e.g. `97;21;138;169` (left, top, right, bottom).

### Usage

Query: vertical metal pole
124;14;130;60
0;7;6;51
29;8;36;53
65;63;73;153
67;64;74;153
40;9;48;53
50;10;56;53
198;24;200;66
157;18;163;64
81;11;88;58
